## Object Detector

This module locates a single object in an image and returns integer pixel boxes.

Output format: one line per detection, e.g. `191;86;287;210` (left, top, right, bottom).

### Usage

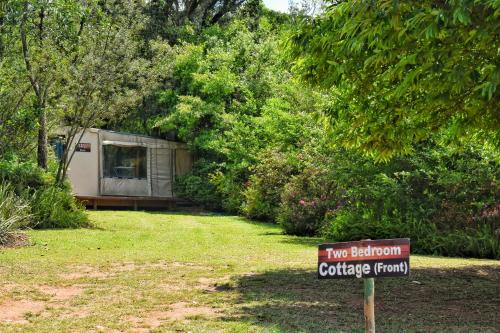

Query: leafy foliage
140;11;325;212
242;149;300;221
29;185;89;229
174;159;225;211
144;0;251;43
241;137;499;258
321;144;500;258
289;0;500;159
0;182;32;245
0;157;89;230
0;158;49;190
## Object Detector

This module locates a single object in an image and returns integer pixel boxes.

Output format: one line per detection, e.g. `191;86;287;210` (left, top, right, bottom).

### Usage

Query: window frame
102;144;148;180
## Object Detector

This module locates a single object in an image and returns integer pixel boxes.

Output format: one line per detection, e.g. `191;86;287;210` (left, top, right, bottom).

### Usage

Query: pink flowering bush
277;166;341;235
272;142;499;258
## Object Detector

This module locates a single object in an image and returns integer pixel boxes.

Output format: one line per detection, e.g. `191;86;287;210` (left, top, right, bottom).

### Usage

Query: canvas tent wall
64;128;192;199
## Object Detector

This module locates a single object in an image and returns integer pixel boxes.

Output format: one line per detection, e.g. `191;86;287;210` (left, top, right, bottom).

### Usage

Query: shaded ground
0;211;498;332
227;265;500;332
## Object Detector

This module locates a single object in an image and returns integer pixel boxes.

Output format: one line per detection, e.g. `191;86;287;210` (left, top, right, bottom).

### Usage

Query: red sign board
318;238;410;279
75;143;91;152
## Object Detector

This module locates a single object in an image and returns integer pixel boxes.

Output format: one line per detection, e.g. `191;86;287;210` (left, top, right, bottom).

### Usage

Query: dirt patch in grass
59;265;114;280
0;282;21;293
156;275;232;293
198;276;233;292
115;261;188;269
72;261;208;277
38;285;84;301
109;262;138;272
126;312;167;332
89;325;122;333
0;283;87;324
57;261;208;285
198;277;218;292
144;261;207;270
165;302;218;320
124;303;217;332
58;307;91;320
0;299;45;324
0;232;29;248
158;283;188;292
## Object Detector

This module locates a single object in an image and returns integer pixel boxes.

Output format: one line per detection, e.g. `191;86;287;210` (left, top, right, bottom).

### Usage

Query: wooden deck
76;195;181;210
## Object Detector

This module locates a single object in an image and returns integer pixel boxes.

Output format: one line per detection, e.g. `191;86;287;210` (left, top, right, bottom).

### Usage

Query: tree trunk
20;4;48;169
37;104;48;169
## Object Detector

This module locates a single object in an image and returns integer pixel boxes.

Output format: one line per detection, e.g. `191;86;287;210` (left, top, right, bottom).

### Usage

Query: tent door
150;148;173;198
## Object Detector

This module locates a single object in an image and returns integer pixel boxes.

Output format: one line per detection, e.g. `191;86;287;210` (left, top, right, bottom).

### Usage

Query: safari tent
57;128;193;209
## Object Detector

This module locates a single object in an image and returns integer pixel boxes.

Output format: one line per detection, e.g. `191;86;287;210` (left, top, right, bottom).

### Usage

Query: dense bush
0;159;49;191
174;159;226;211
210;170;247;213
431;223;499;259
242;149;299;221
278;166;340;235
29;185;89;229
0;157;89;230
0;183;32;245
237;140;500;258
320;145;500;258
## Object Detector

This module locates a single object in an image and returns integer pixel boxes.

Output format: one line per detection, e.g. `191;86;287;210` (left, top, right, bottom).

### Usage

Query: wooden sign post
318;238;410;332
364;277;375;333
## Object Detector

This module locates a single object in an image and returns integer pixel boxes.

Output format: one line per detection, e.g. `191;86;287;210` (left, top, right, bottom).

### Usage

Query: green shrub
430;224;500;259
278;166;341;236
1;155;89;230
324;209;499;259
30;186;89;229
174;160;225;211
0;183;32;245
321;145;500;258
268;142;498;258
210;170;245;213
324;209;409;241
242;150;299;221
0;159;49;191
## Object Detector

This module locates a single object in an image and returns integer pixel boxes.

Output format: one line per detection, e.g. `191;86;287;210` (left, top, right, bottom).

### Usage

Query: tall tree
3;0;160;178
0;12;34;159
289;0;500;160
144;0;247;42
13;0;93;168
50;0;161;184
18;1;57;168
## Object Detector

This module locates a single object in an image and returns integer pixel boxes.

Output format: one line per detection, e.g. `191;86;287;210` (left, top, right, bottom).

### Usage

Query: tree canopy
289;0;500;159
1;0;158;173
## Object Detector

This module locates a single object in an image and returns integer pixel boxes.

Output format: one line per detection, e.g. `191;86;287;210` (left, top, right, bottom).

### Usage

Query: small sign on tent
75;143;91;152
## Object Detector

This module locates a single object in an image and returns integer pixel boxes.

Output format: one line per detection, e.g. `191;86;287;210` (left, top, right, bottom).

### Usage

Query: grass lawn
0;211;499;333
